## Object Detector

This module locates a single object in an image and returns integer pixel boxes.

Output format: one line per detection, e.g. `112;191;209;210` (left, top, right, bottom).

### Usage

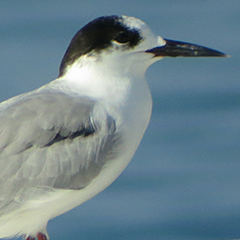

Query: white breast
0;54;153;238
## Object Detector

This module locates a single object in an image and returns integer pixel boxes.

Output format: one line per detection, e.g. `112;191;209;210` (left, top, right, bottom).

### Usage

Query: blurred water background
0;1;239;239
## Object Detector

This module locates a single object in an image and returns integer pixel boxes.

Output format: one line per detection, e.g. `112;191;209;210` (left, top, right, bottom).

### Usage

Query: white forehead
120;15;165;50
121;15;147;30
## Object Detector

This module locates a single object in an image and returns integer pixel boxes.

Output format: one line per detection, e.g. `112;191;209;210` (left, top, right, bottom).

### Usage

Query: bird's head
59;15;227;78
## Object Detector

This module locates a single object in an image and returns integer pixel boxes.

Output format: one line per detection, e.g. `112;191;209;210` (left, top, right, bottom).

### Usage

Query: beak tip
210;51;229;58
224;54;231;58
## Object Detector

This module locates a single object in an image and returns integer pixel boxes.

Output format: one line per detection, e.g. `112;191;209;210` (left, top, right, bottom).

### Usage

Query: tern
0;15;226;240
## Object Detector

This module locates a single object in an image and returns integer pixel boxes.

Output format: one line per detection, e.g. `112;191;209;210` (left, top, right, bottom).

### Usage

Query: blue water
0;1;239;239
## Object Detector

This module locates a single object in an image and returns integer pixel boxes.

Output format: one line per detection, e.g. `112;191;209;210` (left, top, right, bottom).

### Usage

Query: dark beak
146;38;228;57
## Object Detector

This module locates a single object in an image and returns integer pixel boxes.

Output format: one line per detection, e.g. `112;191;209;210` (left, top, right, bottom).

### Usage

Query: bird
0;15;226;240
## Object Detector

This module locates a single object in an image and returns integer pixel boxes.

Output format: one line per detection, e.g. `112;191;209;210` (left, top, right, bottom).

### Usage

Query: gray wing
0;90;119;214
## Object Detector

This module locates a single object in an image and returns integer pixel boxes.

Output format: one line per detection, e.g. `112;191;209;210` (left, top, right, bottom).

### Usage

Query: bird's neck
54;55;147;108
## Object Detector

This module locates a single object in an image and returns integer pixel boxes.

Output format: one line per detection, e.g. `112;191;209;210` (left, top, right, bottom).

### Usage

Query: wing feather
0;89;119;214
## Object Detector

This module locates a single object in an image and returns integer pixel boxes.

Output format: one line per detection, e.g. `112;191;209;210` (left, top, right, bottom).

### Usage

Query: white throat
56;53;151;108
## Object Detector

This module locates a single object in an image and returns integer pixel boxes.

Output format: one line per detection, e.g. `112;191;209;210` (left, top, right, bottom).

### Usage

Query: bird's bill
146;38;228;57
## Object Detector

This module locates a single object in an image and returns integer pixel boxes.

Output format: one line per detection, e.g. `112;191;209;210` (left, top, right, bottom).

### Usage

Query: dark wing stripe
44;124;96;147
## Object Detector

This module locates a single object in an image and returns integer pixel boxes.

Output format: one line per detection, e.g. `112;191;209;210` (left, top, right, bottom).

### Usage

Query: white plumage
0;15;226;240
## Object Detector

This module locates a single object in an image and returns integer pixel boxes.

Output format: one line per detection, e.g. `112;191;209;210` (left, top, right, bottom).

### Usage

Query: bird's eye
114;32;130;44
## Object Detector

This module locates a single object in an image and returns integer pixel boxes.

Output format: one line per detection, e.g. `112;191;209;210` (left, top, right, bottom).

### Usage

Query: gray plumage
0;88;119;215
